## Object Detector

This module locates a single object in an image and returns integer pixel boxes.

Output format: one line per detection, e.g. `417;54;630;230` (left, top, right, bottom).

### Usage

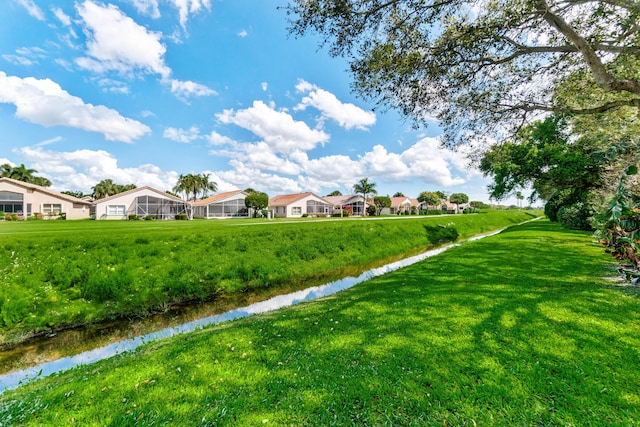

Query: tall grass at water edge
1;219;638;425
0;211;535;343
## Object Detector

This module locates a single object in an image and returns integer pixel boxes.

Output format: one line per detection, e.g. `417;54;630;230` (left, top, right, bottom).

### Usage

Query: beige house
0;177;92;220
323;195;367;216
269;192;331;218
92;186;190;220
192;190;249;218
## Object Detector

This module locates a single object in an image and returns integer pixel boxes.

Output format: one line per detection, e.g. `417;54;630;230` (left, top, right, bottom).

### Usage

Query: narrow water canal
0;229;505;393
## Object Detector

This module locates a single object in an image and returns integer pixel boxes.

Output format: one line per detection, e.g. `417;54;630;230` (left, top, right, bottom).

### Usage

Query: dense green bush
175;214;188;220
558;202;594;230
424;224;460;244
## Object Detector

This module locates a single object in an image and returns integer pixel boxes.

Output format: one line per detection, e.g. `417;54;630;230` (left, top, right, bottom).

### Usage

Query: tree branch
535;0;640;95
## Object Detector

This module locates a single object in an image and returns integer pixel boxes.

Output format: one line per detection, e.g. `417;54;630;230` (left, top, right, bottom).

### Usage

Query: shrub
424;224;460;244
175;214;188;220
128;214;140;220
144;215;155;220
302;213;308;218
558;202;594;231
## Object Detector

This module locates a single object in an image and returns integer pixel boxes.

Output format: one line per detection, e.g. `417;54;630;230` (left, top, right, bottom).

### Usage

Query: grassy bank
0;210;536;343
1;220;638;426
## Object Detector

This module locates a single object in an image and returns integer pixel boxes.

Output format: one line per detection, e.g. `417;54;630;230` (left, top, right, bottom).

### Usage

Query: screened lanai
135;195;190;219
0;190;24;214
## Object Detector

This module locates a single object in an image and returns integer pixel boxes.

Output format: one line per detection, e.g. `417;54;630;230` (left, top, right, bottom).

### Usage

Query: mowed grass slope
0;210;536;343
2;220;638;426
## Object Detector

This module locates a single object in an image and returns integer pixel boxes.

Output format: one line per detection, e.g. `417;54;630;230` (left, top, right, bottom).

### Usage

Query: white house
192;190;249;218
92;186;190;220
269;192;331;218
0;177;91;220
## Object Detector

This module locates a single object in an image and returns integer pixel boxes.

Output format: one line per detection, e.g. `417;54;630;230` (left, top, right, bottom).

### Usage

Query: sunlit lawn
2;219;639;426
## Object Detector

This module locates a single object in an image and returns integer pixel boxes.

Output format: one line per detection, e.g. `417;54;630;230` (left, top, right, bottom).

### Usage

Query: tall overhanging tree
286;0;640;146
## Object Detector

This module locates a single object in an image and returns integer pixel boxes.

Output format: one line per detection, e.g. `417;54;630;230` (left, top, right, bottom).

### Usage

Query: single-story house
323;195;367;216
192;190;249;218
380;196;413;215
269;192;331;218
0;177;92;219
92;186;190;220
441;200;469;214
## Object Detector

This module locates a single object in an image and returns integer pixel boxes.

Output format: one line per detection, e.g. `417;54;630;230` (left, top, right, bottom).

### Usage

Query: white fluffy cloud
128;0;161;19
52;7;72;26
216;100;329;154
16;146;178;193
168;79;217;101
0;72;150;142
75;1;171;78
164;126;201;143
295;80;376;130
17;0;44;20
168;0;211;29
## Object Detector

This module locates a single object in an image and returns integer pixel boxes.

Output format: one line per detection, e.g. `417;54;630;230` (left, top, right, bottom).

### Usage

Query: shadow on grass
3;219;638;426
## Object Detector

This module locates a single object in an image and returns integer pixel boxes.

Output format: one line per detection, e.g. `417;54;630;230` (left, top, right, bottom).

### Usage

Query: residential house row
0;177;467;220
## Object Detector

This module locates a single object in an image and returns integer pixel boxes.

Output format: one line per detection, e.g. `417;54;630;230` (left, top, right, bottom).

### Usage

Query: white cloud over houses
0;72;150;142
216;100;330;154
16;146;178;193
295;80;376;130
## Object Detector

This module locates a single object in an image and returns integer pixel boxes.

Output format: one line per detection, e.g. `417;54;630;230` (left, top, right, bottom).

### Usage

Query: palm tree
516;191;524;208
92;179;117;199
31;176;52;187
353;177;377;215
199;173;218;199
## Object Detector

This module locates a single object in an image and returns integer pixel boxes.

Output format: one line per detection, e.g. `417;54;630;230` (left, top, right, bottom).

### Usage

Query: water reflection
0;229;505;393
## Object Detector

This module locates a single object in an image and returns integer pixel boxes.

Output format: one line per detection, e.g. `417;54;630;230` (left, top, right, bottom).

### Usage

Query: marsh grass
0;211;535;343
1;220;638;426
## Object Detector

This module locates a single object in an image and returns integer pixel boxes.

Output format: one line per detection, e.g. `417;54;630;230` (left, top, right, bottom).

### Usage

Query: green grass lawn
0;210;536;343
1;219;638;426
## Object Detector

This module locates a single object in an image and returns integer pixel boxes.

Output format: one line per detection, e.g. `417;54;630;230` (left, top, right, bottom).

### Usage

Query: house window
292;206;302;215
107;205;125;216
42;204;62;215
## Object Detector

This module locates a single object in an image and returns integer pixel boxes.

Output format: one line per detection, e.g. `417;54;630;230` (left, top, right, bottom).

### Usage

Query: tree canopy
353;178;378;214
373;195;392;215
1;163;52;187
245;191;269;217
173;173;218;201
286;0;640;145
92;180;137;199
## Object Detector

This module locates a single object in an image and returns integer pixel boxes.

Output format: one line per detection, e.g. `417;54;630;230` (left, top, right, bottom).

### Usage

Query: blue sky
0;0;513;203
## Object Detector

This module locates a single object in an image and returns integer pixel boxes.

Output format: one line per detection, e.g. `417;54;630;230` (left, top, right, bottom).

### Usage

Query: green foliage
557;202;595;231
373;195;391;215
424;224;459;244
3;221;638;426
0;210;538;341
175;213;188;220
449;193;469;206
244;192;269;217
287;1;640;146
418;191;440;208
